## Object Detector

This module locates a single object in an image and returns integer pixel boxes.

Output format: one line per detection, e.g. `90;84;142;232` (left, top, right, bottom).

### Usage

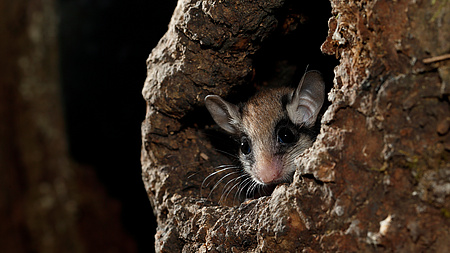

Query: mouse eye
240;137;252;155
277;127;296;144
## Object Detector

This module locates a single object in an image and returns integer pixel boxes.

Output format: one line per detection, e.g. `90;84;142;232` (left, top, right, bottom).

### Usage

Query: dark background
58;0;336;252
59;1;177;252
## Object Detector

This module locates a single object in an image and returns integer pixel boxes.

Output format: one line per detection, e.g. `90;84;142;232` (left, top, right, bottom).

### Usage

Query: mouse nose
256;157;282;184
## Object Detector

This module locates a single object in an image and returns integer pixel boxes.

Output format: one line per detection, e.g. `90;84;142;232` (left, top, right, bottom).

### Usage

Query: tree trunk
0;1;136;252
142;0;450;252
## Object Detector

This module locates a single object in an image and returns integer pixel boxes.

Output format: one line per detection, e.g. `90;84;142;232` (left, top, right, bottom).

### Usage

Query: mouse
204;71;325;192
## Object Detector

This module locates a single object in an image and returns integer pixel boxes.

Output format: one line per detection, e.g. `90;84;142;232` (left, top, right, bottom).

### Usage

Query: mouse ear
286;71;325;127
205;95;242;134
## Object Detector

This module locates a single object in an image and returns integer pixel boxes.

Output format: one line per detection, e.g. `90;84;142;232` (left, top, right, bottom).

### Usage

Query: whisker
215;164;238;169
218;179;240;205
187;171;200;179
244;181;253;199
247;181;261;198
220;173;245;197
256;183;262;197
232;175;251;204
261;184;270;196
220;174;247;204
231;176;248;206
213;148;239;159
246;181;255;198
237;177;253;202
207;171;240;200
200;166;237;199
201;166;236;189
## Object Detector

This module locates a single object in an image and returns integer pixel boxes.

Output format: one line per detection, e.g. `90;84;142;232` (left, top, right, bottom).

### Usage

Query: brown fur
241;87;293;151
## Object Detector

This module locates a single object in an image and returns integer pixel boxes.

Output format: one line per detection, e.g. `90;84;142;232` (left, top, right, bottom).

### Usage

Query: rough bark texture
0;1;135;252
142;0;450;252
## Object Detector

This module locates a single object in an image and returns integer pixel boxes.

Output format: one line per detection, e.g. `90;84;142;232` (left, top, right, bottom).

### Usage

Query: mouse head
205;71;325;185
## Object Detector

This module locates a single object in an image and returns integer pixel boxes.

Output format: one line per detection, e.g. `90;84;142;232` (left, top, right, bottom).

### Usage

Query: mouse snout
256;156;283;184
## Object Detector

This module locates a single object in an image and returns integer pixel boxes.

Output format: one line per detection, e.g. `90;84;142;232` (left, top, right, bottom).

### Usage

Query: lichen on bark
142;0;450;252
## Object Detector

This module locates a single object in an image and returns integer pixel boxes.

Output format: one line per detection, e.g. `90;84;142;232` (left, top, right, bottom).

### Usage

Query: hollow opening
251;0;336;94
192;0;338;206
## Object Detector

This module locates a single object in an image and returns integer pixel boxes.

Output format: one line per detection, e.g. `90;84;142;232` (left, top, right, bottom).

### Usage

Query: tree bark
142;0;450;252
